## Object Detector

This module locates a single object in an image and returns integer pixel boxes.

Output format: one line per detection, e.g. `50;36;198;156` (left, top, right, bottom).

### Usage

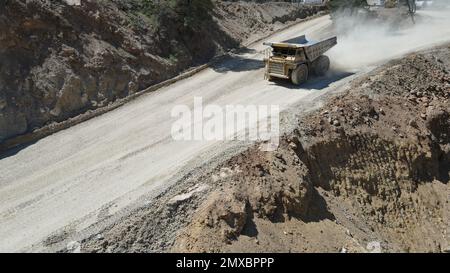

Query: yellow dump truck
263;35;337;85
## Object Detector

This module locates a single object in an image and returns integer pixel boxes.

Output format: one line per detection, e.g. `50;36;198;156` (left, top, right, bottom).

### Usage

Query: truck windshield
272;47;296;57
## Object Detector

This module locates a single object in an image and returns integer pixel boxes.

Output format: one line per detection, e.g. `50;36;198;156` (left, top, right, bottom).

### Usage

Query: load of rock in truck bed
263;35;337;85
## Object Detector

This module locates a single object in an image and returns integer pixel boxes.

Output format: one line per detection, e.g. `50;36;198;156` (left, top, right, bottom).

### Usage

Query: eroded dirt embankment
172;46;450;253
81;44;449;253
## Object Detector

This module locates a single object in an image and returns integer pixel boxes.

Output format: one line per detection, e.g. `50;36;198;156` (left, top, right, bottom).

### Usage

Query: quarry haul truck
264;36;337;85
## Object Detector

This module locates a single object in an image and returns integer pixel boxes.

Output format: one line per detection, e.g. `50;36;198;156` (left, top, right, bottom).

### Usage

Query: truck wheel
313;55;330;76
291;64;308;85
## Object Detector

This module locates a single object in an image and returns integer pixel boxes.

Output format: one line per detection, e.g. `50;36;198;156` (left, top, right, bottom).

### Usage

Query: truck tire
312;55;330;76
291;64;308;85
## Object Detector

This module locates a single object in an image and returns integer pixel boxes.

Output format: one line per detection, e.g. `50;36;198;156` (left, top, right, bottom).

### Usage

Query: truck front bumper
268;73;289;79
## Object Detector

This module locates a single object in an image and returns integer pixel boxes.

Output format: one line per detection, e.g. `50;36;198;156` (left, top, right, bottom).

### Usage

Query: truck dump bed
263;35;337;62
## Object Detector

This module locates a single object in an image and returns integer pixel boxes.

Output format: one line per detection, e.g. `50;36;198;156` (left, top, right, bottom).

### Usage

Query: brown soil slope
81;44;449;253
172;45;450;253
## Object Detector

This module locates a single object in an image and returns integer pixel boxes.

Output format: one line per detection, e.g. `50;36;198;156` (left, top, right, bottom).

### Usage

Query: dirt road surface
1;10;449;252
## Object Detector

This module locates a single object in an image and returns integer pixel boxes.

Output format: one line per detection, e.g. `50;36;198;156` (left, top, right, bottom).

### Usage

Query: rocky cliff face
0;0;228;142
0;0;325;144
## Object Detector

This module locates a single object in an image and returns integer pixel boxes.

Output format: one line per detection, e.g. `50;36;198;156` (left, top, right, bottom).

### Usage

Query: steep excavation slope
82;44;450;253
172;45;450;253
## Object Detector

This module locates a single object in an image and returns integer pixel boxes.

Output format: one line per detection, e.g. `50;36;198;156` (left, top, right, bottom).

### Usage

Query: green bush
327;0;367;12
138;0;214;27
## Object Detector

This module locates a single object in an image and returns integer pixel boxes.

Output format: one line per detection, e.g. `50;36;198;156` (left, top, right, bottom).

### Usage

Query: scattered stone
408;119;418;128
167;184;209;208
289;142;297;149
0;99;6;110
332;120;341;127
366;241;382;253
67;241;81;253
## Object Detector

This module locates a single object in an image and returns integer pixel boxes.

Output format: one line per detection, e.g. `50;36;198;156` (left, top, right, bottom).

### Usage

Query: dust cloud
327;5;450;71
